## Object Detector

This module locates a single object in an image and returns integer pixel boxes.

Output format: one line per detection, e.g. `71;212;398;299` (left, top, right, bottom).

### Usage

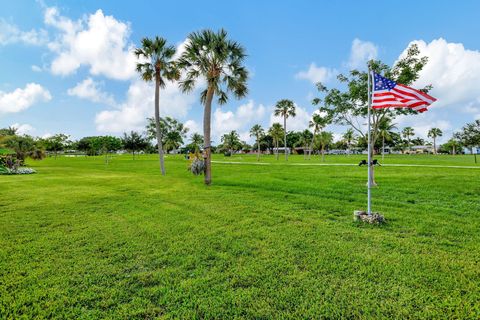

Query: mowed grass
1;154;479;319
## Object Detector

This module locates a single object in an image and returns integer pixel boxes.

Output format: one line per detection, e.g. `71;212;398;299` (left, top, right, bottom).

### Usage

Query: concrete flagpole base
354;210;385;224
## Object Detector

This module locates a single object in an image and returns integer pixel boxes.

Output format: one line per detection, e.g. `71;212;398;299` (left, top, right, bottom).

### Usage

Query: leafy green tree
402;127;415;154
178;29;248;185
122;131;149;160
221;131;241;155
428;127;443;155
378;117;397;159
0;126;18;136
440;137;463;155
455;120;480;163
146;117;188;153
98;136;123;164
274;99;296;161
45;134;70;159
342;128;356;155
249;124;264;161
135;36;179;175
309;112;332;159
268;123;284;160
314;44;431;182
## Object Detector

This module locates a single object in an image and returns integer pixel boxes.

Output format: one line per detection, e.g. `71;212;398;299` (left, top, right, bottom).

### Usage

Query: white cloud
295;63;336;84
399;38;480;110
31;65;42;72
269;104;312;132
185;120;201;135
11;123;35;135
0;19;48;46
396;113;452;143
212;100;267;142
0;83;51;114
95;79;197;132
348;38;378;69
67;78;115;106
44;7;137;80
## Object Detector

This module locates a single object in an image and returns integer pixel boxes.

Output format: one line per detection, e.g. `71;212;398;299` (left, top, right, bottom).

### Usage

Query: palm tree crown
134;37;179;86
178;29;248;104
274;99;296;119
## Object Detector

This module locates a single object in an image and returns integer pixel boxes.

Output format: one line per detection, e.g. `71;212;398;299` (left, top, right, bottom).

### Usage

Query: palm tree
308;112;331;160
178;29;248;185
190;133;204;153
402;127;415;154
378;117;397;160
249;124;264;161
268;123;284;160
297;129;313;160
135;37;179;175
428;128;443;155
221;130;241;155
274;99;296;161
342;129;355;156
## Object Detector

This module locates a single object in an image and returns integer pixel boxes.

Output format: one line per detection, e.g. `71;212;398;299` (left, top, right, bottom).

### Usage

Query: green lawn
1;154;479;319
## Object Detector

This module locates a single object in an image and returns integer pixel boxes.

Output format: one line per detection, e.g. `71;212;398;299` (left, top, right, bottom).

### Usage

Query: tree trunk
453;145;455;155
257;136;260;161
321;146;325;162
275;140;279;160
473;148;477;164
303;145;306;160
284;116;288;161
408;138;411;154
382;135;385;161
433;137;437;155
203;86;214;185
132;150;135;160
155;72;166;175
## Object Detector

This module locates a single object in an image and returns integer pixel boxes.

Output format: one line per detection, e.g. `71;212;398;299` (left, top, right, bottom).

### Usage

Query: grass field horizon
1;154;479;318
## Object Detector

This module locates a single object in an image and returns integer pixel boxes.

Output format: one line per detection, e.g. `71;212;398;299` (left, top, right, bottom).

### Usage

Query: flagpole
367;67;372;215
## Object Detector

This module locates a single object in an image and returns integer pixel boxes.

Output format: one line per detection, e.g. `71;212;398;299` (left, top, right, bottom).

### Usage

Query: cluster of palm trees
135;29;248;184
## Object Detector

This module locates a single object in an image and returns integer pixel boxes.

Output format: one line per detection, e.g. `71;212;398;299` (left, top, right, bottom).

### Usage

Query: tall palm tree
342;128;355;156
274;99;296;161
308;112;331;160
135;37;178;175
428;127;443;155
268;123;284;160
249;124;264;161
402;127;415;154
378;117;397;160
178;29;248;185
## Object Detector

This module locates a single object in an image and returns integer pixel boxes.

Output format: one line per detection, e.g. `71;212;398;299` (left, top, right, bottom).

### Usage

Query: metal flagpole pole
367;67;372;215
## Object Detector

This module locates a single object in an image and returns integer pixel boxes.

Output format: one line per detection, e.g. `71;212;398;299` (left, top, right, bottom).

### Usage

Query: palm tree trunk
155;73;166;175
453;145;455;155
321;146;325;162
284;116;288;161
203;86;215;185
309;129;316;160
433;138;437;155
275;140;279;160
257;136;260;161
382;135;385;161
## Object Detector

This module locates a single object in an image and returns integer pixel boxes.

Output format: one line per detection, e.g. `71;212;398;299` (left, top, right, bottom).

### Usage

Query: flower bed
0;166;36;175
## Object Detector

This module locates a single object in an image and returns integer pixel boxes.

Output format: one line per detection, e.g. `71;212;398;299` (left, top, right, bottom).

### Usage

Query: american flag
372;73;436;112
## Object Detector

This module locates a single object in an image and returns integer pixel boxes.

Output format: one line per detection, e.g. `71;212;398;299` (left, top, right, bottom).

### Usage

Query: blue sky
1;0;480;144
